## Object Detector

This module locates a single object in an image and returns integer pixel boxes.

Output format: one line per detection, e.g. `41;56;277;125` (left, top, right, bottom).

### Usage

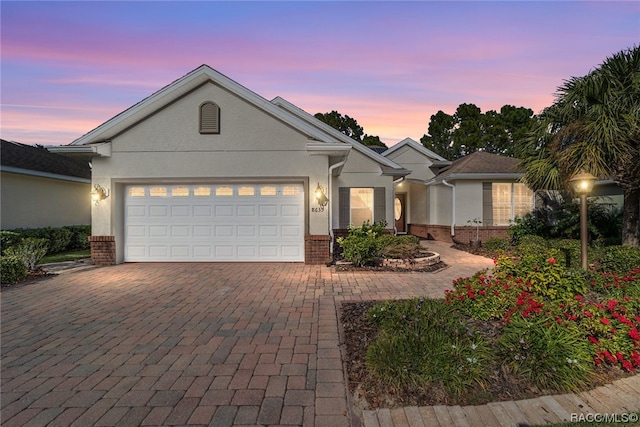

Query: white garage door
124;183;304;262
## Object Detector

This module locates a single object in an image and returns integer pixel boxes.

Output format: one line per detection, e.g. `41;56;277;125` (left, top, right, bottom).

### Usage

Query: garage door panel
171;205;190;216
149;206;168;217
171;226;190;237
193;225;212;237
125;184;304;262
237;205;256;216
259;205;278;216
193;205;212;216
281;204;301;217
215;205;234;216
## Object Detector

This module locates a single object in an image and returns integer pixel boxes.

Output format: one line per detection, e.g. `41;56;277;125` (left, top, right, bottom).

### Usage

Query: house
0;139;91;229
378;137;447;234
50;65;410;265
383;148;534;243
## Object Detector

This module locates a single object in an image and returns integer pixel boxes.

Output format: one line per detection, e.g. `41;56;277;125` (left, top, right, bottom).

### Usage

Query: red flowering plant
545;273;640;372
445;249;640;372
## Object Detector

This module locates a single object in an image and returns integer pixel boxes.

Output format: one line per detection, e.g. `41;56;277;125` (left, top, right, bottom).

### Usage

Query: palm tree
519;46;640;246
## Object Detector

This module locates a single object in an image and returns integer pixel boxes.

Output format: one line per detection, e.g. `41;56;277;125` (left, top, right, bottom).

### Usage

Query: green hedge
1;256;28;284
1;225;90;255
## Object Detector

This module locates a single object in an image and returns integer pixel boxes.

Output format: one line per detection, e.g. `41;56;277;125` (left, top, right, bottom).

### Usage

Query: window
194;186;211;196
215;186;233;196
238;186;255;196
129;187;145;197
491;183;533;225
282;186;300;196
339;187;385;228
350;188;374;226
260;186;277;196
150;186;167;197
172;186;189;197
199;102;220;134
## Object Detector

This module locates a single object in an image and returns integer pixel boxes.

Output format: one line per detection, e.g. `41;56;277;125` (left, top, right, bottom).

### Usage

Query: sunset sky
1;1;638;147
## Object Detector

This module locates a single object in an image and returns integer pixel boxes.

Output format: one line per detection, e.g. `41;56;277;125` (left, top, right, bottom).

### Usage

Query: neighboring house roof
433;151;522;182
0;139;91;182
382;137;448;162
368;146;388;154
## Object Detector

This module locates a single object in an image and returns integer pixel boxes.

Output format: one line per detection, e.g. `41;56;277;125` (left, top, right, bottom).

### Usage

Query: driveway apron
1;242;494;426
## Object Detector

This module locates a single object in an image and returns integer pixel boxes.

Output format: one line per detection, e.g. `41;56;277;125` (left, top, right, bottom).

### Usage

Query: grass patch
365;298;490;396
40;249;90;264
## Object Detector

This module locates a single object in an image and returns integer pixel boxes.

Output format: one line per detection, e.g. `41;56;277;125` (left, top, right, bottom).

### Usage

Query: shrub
598;246;640;274
484;237;510;253
4;238;49;270
3;225;90;254
508;213;545;244
1;256;28;284
337;222;384;266
499;315;594;391
64;225;91;250
549;239;581;269
0;231;22;254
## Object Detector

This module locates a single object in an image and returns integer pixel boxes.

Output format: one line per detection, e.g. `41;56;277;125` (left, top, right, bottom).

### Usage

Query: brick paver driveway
1;242;494;427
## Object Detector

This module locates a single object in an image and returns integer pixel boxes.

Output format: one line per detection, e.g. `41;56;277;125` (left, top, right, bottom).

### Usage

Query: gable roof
382;137;447;162
433;151;522;182
1;140;91;182
271;96;410;176
69;65;340;146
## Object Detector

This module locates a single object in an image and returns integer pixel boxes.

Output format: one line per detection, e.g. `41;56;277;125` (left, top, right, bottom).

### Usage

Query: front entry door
394;193;406;233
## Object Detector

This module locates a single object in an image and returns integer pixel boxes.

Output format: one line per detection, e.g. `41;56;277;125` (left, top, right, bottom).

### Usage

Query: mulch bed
340;300;635;409
334;261;448;273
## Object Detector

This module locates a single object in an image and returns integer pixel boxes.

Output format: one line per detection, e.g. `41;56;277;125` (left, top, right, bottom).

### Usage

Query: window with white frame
492;183;533;225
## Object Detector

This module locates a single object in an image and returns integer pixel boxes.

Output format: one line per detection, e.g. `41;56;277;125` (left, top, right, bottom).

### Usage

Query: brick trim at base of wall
89;235;116;266
408;224;510;244
304;235;331;265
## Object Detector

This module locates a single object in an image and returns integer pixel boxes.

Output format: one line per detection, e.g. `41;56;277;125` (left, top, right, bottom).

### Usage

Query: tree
314;111;364;141
314;110;387;148
518;45;640;246
421;103;536;160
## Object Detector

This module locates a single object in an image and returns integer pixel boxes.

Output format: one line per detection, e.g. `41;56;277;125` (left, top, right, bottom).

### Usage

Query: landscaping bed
340;242;640;410
341;300;635;409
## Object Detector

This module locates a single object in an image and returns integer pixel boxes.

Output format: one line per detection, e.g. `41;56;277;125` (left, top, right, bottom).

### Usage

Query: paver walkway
2;241;638;426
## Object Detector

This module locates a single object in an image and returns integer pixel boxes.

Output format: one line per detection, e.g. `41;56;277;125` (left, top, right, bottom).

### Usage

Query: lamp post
569;171;597;269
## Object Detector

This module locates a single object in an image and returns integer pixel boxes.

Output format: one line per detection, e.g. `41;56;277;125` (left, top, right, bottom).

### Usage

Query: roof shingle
1;140;91;179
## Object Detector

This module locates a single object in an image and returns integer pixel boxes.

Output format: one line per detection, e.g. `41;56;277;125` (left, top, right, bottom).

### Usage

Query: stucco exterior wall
1;172;90;229
454;180;483;225
384;145;436;181
90;81;334;261
427;183;453;226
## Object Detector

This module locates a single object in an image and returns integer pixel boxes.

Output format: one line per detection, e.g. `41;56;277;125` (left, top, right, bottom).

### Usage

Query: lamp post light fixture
569;171;597;269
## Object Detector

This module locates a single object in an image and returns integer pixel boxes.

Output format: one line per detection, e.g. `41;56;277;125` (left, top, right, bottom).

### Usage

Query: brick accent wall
304;235;331;265
89;235;116;266
408;224;510;244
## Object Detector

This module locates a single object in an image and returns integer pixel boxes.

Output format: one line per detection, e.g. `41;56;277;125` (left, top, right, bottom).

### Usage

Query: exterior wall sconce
314;183;328;207
91;184;110;205
569;170;597;269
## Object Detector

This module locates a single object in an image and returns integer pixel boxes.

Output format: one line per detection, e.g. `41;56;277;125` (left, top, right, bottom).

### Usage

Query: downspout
441;180;456;237
328;158;348;254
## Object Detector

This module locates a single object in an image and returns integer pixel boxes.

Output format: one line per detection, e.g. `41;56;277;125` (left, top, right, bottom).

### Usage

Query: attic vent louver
199;102;220;134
